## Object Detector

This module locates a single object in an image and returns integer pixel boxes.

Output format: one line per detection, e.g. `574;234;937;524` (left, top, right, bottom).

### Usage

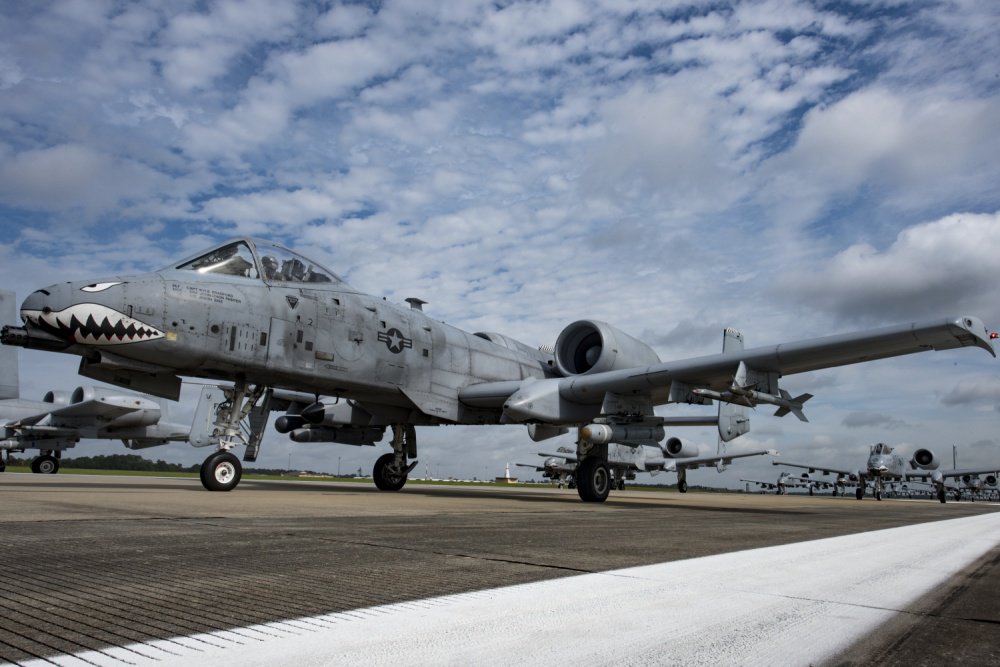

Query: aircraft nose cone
20;285;66;325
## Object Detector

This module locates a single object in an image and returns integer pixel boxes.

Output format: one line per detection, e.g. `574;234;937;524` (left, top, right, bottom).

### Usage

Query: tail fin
0;290;18;399
773;390;812;422
718;327;749;442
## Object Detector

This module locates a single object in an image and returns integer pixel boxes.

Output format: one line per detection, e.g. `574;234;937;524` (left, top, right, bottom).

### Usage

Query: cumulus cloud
841;411;909;430
777;212;1000;322
0;144;168;215
941;376;1000;412
158;0;298;92
759;88;1000;227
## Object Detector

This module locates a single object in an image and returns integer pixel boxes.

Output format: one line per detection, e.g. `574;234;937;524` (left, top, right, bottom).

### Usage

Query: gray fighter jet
0;291;189;473
774;443;1000;503
2;237;995;501
742;471;849;496
522;441;777;491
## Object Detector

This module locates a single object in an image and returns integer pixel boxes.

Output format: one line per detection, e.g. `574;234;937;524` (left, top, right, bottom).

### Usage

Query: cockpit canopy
870;442;892;455
173;238;346;287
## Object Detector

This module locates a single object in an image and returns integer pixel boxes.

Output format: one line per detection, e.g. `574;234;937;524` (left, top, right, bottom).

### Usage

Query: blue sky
2;0;999;486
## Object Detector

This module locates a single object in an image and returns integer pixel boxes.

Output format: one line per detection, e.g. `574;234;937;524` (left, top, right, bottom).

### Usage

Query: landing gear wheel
31;455;59;475
808;487;814;497
855;487;864;500
617;479;626;491
373;453;407;491
678;480;689;493
576;458;611;503
938;488;947;504
875;488;882;501
0;458;5;473
832;488;838;497
200;451;242;491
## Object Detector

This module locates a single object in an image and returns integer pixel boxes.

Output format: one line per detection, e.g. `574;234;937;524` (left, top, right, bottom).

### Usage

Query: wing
772;460;856;477
673;449;777;471
11;399;139;427
466;315;994;423
909;467;1000;481
563;316;994;403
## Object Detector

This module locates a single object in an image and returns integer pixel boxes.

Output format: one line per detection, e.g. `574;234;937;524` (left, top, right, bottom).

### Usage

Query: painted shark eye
81;282;123;293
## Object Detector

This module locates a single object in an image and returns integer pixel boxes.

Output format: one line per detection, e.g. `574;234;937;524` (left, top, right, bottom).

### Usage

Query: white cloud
158;0;299;92
0;144;168;215
778;211;1000;322
760;88;1000;227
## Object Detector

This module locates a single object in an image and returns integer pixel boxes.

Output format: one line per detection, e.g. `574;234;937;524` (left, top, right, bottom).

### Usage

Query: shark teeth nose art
21;303;164;345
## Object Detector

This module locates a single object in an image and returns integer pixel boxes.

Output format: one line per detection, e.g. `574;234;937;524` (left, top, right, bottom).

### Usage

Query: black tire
808;487;814;497
200;451;242;491
32;455;59;475
938;488;947;504
373;453;407;491
576;458;611;503
0;459;5;473
678;479;689;493
855;487;864;500
875;489;882;501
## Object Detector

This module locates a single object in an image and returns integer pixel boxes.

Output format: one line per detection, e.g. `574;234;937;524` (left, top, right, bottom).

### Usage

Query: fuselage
864;442;906;480
12;238;555;426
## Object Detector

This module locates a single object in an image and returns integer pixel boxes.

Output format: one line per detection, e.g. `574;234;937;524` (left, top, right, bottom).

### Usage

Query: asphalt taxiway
0;474;997;665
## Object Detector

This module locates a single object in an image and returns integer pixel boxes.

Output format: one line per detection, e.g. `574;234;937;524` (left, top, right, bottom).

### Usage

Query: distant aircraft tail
0;290;18;399
718;327;749;443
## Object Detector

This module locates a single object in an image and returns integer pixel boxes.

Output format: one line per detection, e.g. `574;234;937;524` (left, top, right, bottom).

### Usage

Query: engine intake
910;448;940;471
663;437;698;458
554;320;660;376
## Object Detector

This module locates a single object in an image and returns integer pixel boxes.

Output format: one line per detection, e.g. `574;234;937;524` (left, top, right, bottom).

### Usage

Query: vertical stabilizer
0;290;19;399
717;327;748;447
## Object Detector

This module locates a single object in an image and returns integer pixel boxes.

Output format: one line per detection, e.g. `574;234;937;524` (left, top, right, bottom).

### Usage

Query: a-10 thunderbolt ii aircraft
0;291;189;473
742;470;851;496
773;442;1000;503
1;237;996;501
520;440;777;491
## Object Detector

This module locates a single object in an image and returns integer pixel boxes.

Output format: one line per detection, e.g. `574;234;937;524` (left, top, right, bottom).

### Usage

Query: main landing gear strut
373;424;418;491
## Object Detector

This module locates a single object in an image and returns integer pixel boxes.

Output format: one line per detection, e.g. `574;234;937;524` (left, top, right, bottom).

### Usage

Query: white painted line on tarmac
27;512;1000;667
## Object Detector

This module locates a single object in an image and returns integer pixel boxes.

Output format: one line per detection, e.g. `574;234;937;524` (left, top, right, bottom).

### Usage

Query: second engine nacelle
554;320;660;376
663;437;699;459
910;448;940;471
985;474;998;487
42;390;72;406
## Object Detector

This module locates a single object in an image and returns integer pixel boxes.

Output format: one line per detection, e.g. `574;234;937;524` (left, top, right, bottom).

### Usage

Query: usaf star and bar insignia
378;327;413;354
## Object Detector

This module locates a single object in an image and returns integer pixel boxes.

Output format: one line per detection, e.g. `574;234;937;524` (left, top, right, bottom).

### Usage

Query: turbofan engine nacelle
42;390;72;406
910;448;940;471
663;437;699;459
985;474;998;487
554;320;660;376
